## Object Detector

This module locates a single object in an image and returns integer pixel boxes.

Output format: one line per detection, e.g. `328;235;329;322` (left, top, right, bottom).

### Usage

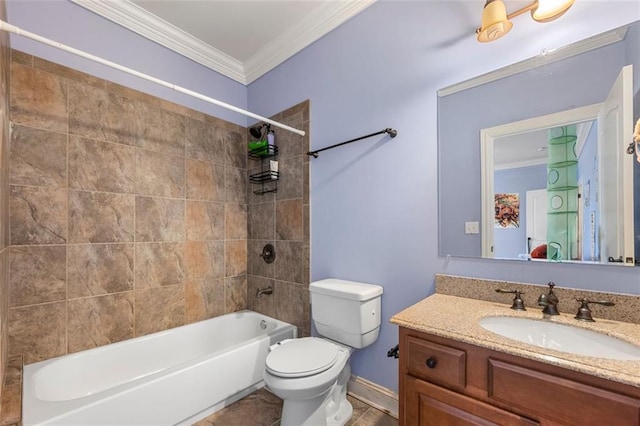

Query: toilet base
325;399;353;426
279;362;353;426
280;392;353;426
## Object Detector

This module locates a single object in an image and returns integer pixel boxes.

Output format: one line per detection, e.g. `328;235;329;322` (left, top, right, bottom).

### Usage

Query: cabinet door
488;359;640;425
404;375;538;426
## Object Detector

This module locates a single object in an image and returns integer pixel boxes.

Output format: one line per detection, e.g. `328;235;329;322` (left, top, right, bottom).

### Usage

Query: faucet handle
495;289;526;311
574;297;615;322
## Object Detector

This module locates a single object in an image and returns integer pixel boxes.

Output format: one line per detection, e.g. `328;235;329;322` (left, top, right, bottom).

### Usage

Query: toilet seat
266;338;339;378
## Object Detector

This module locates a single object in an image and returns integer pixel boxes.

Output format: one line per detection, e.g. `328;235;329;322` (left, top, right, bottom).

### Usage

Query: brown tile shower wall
7;50;250;364
0;0;9;401
246;102;311;336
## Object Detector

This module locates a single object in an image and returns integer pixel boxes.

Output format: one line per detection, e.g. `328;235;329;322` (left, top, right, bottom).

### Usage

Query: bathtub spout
256;285;273;298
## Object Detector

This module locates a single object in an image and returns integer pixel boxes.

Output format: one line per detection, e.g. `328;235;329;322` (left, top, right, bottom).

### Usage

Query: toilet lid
266;338;339;378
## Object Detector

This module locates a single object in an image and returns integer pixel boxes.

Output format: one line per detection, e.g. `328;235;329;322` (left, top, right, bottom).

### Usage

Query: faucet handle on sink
495;289;526;311
574;297;615;322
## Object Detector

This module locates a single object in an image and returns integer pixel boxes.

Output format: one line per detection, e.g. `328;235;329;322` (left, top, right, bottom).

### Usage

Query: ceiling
494;121;593;170
70;0;376;85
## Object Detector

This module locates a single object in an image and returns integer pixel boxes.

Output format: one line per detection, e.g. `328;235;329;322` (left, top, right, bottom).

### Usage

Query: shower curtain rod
0;20;306;136
307;128;397;158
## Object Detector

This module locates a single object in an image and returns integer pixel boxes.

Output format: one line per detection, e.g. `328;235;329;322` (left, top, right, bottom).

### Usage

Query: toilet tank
310;279;383;349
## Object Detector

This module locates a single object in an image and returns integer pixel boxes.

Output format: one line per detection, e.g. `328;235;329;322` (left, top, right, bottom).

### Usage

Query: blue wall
247;4;640;392
494;165;547;259
7;0;640;394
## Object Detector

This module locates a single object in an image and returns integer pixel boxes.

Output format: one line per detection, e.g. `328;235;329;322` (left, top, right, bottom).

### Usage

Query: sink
478;316;640;360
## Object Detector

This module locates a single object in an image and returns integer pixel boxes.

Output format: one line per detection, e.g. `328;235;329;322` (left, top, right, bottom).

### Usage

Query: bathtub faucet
256;285;273;298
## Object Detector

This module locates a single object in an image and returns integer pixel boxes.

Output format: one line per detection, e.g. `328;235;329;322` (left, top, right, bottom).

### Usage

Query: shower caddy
249;142;279;195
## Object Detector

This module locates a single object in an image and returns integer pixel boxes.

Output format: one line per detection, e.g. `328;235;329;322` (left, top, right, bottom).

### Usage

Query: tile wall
0;0;9;403
7;50;251;364
246;102;311;337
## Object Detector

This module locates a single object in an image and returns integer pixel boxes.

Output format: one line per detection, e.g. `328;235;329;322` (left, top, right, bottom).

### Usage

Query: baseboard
347;375;398;419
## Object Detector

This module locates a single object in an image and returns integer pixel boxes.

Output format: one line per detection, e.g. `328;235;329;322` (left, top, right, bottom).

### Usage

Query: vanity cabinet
399;327;640;425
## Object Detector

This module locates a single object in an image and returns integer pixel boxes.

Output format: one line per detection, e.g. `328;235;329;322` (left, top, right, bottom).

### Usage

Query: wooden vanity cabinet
399;327;640;426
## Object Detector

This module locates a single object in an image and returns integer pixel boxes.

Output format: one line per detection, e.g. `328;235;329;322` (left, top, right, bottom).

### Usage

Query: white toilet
263;279;383;426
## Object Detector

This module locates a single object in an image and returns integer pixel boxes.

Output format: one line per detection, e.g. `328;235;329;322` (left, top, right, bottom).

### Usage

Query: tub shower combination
23;311;297;425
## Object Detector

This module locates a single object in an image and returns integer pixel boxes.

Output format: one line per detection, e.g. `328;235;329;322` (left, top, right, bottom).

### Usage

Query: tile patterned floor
193;388;398;426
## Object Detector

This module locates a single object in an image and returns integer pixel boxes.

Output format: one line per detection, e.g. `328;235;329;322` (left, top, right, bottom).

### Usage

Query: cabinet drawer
488;359;640;425
406;336;466;390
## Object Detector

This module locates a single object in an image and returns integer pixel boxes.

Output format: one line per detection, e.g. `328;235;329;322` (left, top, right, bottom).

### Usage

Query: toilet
263;279;383;426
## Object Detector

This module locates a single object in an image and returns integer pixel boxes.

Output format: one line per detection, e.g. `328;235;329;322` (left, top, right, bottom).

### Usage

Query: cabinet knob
426;357;437;369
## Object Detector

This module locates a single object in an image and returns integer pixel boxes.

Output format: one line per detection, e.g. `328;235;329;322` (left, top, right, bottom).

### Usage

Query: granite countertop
390;293;640;388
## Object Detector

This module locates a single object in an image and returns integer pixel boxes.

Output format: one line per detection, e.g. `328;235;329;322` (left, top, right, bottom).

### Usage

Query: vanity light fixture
476;0;575;43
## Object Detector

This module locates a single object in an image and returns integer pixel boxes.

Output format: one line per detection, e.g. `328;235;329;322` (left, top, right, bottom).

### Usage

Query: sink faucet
495;288;526;311
537;282;559;315
574;297;615;322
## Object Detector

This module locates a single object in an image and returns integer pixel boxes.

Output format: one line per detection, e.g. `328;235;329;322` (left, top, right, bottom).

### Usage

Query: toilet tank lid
310;279;383;301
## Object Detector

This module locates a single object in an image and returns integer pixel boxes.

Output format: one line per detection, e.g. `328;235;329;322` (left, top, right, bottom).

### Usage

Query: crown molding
439;25;628;97
70;0;247;84
243;0;376;84
71;0;375;86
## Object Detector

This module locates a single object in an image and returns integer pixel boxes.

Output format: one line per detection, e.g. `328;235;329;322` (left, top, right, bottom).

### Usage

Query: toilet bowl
263;279;384;426
264;337;353;425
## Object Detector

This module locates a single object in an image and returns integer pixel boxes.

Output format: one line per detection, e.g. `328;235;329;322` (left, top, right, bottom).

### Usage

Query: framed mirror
438;20;639;266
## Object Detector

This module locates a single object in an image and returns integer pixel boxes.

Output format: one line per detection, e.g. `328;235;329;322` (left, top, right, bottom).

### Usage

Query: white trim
578;181;583;260
347;375;398;419
438;26;628;97
480;130;495;258
482;104;601;138
244;1;375;84
70;0;375;85
70;0;246;84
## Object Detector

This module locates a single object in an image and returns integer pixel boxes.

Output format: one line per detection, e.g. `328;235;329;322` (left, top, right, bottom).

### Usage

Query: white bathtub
23;310;297;425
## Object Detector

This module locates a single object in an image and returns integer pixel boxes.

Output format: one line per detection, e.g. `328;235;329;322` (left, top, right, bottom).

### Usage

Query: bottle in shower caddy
269;160;278;180
267;129;275;147
268;129;277;178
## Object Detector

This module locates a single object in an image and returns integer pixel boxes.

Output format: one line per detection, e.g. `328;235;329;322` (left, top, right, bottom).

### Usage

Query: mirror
438;20;639;266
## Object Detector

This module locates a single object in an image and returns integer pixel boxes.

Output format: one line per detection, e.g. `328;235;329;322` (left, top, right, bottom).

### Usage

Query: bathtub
23;310;297;425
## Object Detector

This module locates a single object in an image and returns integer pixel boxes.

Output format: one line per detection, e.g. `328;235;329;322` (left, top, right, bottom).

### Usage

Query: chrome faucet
256;285;273;298
537;282;559;315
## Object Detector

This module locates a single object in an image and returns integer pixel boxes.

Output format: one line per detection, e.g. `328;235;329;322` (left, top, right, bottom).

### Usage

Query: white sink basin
479;316;640;360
